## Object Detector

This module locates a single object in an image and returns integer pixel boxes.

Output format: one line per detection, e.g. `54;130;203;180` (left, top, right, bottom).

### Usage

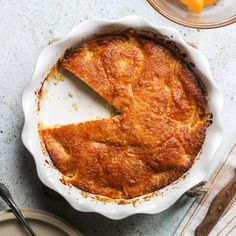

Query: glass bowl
148;0;236;28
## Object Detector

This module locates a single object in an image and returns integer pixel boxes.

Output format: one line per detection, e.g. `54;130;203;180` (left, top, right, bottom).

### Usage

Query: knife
0;182;37;236
195;168;236;236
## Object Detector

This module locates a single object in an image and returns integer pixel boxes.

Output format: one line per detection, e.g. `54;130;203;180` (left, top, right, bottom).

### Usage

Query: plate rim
0;208;83;235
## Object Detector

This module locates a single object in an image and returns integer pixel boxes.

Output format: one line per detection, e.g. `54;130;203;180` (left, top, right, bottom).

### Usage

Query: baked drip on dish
40;33;208;199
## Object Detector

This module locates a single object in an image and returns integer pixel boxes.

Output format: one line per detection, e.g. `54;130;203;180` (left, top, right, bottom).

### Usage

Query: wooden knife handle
195;172;236;236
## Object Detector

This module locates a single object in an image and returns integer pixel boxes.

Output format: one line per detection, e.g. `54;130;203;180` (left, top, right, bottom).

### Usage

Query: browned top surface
41;34;208;199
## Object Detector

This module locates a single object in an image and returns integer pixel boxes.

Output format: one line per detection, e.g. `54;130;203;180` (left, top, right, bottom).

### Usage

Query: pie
40;33;208;199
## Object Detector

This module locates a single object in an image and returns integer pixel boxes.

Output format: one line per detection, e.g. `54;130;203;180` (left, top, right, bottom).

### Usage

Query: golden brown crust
41;34;208;199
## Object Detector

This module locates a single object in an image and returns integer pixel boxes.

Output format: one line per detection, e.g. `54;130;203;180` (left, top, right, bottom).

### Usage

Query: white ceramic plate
0;208;83;235
22;16;223;220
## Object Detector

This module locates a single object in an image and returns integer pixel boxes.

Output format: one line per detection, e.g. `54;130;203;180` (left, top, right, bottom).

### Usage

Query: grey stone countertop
0;1;236;235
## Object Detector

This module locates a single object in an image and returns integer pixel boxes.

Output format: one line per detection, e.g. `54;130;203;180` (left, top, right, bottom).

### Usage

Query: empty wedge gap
39;67;119;127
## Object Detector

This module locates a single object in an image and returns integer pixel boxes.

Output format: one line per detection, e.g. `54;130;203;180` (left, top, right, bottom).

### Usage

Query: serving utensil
195;168;236;236
0;182;36;236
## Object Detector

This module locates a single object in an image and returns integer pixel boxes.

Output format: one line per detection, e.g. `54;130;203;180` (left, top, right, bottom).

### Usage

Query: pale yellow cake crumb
72;102;79;111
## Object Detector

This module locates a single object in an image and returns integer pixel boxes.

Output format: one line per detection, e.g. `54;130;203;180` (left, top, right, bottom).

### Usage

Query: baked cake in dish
40;33;208;199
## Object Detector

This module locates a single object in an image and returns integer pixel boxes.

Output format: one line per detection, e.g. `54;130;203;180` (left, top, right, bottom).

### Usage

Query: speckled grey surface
0;1;236;235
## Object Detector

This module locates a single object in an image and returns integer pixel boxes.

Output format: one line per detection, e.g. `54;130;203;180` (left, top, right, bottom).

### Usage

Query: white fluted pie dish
22;16;223;220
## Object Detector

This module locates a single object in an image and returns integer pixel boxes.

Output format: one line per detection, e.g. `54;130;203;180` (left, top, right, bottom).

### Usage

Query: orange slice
204;0;215;6
182;0;215;13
